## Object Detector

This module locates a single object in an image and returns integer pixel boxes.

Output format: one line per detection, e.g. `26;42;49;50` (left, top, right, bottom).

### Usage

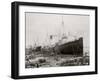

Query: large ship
54;37;83;56
49;16;83;56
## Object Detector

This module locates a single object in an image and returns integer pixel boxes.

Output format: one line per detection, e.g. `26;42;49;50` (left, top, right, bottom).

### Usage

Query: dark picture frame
11;1;98;79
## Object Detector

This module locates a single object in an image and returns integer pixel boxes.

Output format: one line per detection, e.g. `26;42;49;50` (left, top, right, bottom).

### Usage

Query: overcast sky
26;12;90;48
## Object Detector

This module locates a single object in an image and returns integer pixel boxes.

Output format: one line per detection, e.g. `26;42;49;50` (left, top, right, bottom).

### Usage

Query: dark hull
55;37;83;56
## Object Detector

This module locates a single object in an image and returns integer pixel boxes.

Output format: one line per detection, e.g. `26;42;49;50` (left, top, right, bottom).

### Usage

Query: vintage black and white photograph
25;13;90;68
11;1;97;79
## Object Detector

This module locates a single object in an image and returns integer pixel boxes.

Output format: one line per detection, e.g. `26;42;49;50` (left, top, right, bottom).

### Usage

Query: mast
61;16;65;37
61;16;67;40
62;16;64;33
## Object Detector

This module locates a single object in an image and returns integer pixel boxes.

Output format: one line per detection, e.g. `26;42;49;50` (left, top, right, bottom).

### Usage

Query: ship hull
54;37;83;56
